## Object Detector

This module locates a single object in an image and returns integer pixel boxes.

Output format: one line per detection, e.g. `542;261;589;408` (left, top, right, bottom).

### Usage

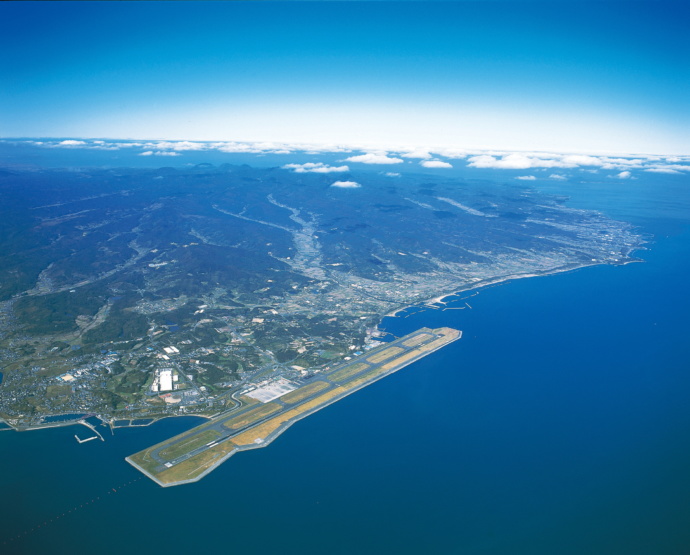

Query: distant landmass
0;160;642;431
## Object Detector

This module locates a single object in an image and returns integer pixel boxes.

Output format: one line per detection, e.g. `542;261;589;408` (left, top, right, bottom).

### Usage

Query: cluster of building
150;368;178;393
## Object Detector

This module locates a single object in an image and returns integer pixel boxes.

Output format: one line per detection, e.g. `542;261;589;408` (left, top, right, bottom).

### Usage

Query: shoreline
383;257;642;319
1;413;212;434
2;254;644;433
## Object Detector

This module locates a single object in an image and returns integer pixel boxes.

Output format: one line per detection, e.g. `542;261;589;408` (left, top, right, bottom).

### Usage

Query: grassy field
128;448;163;475
342;342;445;388
366;346;404;364
128;418;220;473
282;386;346;418
328;362;370;382
228;385;349;445
230;419;287;446
380;349;423;371
159;429;221;461
346;362;404;389
155;439;239;484
280;381;330;404
402;333;431;347
222;402;282;430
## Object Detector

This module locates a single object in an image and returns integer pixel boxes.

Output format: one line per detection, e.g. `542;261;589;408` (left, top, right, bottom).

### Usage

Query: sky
1;1;688;155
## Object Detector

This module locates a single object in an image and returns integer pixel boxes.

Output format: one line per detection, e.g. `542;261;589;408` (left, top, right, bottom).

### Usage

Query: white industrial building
159;369;173;392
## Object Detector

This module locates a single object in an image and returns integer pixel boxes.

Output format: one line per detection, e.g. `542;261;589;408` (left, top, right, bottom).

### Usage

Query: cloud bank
140;150;180;157
55;140;87;147
644;168;682;174
400;148;432;159
344;153;403;164
283;162;349;173
9;140;690;177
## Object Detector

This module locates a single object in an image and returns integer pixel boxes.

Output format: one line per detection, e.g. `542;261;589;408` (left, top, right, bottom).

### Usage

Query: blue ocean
2;176;689;555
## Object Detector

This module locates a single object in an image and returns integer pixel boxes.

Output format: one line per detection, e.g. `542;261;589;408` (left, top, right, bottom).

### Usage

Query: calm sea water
2;176;689;555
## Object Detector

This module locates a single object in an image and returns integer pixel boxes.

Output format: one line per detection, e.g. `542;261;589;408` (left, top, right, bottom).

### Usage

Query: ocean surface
2;176;690;555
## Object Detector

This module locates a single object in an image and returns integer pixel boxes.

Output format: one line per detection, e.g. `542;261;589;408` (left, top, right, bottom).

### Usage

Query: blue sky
1;1;688;154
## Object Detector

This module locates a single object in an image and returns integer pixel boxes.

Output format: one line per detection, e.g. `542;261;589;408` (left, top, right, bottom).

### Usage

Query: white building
159;369;174;392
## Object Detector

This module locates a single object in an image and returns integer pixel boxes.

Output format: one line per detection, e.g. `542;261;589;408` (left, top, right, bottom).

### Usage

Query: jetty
78;420;105;442
74;434;99;444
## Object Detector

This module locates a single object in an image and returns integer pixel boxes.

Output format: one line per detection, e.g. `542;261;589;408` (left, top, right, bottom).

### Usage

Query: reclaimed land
280;381;330;405
327;362;371;383
159;430;220;460
127;327;461;487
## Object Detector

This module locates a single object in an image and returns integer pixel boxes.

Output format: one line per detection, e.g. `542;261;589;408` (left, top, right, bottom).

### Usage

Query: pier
74;434;99;444
78;420;105;442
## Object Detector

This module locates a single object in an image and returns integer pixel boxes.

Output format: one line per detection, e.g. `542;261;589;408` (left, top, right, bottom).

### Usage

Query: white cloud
420;160;453;169
663;156;690;163
400;149;432;159
467;154;546;169
113;142;144;148
431;147;469;159
515;175;536;180
344;153;403;164
331;180;361;189
92;146;121;151
210;142;250;153
143;141;207;152
599;157;645;168
644;168;682;174
282;162;349;174
17;139;688;178
206;141;294;154
466;152;648;171
169;141;205;151
56;140;86;146
646;164;690;172
296;142;352;154
560;154;604;167
616;171;632;179
139;150;180;157
384;172;401;177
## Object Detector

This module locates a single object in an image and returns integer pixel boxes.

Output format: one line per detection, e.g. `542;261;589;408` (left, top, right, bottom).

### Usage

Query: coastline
383;257;643;319
1;413;212;434
2;252;644;433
